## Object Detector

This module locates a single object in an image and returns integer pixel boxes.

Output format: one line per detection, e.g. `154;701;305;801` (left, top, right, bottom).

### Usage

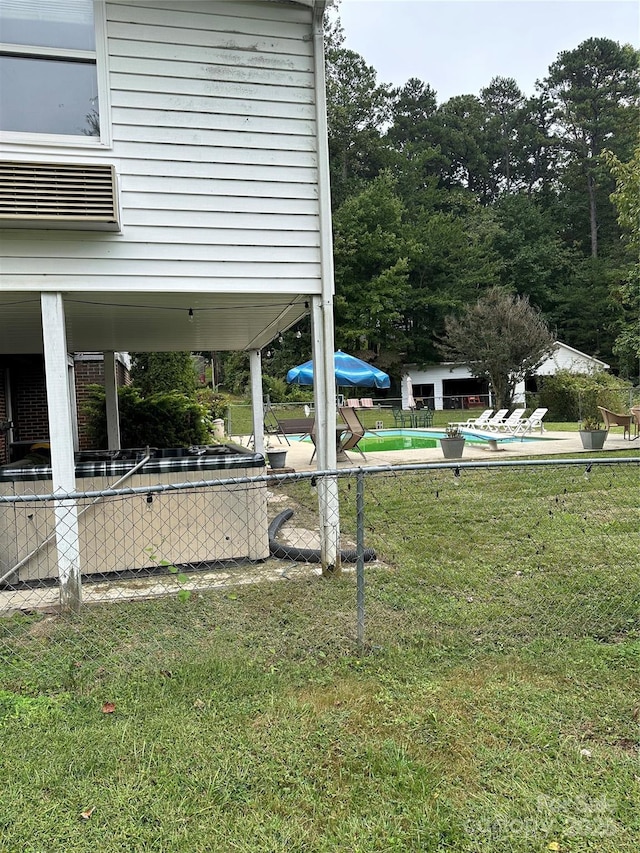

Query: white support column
41;293;82;611
311;297;340;575
313;4;340;575
104;351;121;450
434;378;444;410
67;357;79;452
249;349;265;456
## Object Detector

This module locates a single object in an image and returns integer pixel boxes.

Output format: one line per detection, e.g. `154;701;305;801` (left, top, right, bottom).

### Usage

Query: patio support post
41;293;82;612
104;351;121;450
249;349;265;456
312;2;340;575
311;297;340;575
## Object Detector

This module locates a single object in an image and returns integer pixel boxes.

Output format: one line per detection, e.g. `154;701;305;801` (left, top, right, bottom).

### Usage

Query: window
0;0;107;143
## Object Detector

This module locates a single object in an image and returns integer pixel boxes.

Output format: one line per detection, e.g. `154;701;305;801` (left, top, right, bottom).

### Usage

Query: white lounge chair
451;409;494;429
512;407;548;436
482;409;510;431
492;409;527;433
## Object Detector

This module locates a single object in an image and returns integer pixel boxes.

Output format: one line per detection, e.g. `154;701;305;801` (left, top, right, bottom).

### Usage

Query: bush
83;385;211;448
262;375;289;403
538;370;630;422
195;387;230;422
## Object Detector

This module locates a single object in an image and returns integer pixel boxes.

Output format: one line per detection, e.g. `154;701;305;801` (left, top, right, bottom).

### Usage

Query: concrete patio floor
256;427;639;472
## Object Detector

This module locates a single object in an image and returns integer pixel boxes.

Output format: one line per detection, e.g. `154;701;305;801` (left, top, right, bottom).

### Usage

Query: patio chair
491;409;527;433
360;398;374;408
483;409;510;431
414;407;434;427
392;406;408;428
597;406;632;440
511;407;548;437
346;398;360;408
451;409;494;429
338;406;368;461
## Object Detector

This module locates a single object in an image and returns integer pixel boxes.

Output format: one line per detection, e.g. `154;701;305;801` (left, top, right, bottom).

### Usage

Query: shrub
84;385;211;449
538;370;630;422
195;387;230;422
261;375;285;403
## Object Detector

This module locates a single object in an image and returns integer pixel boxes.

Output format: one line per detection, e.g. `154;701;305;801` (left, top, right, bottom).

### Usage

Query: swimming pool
291;429;541;452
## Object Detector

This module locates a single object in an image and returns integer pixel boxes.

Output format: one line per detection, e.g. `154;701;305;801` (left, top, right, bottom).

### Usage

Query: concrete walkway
255;427;638;472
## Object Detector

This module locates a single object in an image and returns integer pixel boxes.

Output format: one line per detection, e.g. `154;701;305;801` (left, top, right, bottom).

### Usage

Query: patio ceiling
0;291;310;354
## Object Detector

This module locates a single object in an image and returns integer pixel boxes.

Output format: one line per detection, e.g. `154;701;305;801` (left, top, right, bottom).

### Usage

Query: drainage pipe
269;508;376;564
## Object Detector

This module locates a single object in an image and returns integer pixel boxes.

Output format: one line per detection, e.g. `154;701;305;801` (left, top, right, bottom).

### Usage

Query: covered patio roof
0;291;309;354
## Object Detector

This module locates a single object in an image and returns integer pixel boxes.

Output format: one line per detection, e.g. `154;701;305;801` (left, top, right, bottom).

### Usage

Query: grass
1;461;639;851
226;400;630;439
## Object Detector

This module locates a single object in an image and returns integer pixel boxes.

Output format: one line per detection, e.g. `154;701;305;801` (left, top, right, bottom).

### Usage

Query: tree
432;95;491;200
332;172;411;355
543;38;640;258
493;193;578;316
481;76;524;195
130;352;197;397
439;287;555;408
402;203;501;362
325;45;390;206
602;141;640;379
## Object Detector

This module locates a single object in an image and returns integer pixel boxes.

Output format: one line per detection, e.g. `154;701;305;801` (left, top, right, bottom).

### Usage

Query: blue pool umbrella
286;350;390;389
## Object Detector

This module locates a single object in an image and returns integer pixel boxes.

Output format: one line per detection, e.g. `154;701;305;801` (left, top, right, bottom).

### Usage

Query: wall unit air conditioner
0;161;120;231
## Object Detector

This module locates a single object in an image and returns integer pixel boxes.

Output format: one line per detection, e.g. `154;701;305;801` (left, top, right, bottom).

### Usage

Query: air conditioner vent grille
0;161;120;230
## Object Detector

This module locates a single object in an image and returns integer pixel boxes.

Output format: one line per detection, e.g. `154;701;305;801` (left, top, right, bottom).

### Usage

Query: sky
337;0;640;103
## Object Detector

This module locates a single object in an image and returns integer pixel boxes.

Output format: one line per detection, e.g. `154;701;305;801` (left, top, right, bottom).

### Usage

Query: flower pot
440;437;465;459
579;429;607;450
266;449;288;469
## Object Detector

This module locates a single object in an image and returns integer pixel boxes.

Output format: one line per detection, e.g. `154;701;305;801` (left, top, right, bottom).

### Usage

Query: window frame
0;0;111;148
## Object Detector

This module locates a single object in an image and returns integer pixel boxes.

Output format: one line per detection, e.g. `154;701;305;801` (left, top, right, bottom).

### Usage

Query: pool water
292;429;545;452
358;431;439;451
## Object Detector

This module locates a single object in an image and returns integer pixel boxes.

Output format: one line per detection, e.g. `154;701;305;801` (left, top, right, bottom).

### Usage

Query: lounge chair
338;406;368;461
491;409;527;433
483;409;510;431
511;407;548;437
346;398;360;408
597;406;632;440
360;398;374;408
451;409;494;429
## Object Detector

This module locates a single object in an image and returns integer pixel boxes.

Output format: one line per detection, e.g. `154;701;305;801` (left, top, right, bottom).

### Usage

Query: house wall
0;355;131;461
407;364;489;411
0;1;321;295
74;354;130;450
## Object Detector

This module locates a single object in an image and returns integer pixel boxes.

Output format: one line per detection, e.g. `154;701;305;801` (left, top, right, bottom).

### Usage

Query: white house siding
0;0;321;294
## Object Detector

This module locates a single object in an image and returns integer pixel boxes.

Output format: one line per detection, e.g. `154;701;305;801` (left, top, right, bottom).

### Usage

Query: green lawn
225;401;616;438
1;461;638;851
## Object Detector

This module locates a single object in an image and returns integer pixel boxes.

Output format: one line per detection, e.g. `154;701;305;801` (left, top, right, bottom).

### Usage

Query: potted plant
265;442;288;469
440;424;466;459
579;416;607;450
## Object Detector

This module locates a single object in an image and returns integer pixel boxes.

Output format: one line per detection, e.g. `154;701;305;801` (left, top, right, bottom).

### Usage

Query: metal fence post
356;468;365;652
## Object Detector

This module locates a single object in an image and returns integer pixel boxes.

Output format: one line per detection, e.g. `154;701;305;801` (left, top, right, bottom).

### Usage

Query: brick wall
75;355;131;450
11;356;49;445
75;358;105;450
0;354;131;461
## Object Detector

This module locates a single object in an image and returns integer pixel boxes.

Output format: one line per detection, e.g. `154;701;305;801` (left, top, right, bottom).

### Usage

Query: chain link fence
0;458;638;687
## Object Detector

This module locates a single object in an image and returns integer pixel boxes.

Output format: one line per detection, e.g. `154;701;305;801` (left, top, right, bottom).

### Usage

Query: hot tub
0;444;268;584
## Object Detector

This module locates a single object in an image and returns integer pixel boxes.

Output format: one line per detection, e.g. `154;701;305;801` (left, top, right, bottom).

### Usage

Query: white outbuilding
404;342;610;411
